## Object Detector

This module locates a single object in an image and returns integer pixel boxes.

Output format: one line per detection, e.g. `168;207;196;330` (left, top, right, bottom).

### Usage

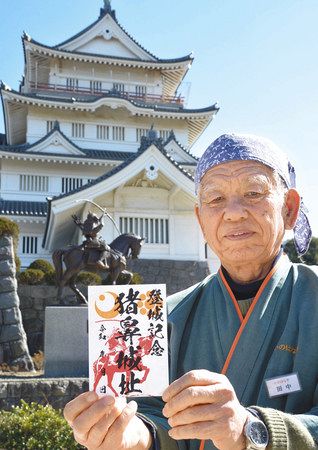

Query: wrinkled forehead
199;160;276;187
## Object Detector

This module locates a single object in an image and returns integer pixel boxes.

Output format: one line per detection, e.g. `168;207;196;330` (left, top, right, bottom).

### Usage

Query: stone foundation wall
18;259;210;354
18;285;82;355
126;259;209;295
0;377;88;410
0;235;34;370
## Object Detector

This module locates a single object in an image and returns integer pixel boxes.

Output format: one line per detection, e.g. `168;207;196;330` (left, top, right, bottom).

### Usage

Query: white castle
0;1;219;269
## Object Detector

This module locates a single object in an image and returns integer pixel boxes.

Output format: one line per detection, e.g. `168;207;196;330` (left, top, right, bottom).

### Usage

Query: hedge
0;400;84;450
18;269;45;285
28;259;54;274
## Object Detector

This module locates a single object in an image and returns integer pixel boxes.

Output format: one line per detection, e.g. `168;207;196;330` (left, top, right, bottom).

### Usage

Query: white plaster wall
109;187;203;260
172;215;198;258
49;59;163;97
0;159;104;201
76;37;138;59
172;191;196;211
114;187;169;211
26;111;189;150
207;245;220;274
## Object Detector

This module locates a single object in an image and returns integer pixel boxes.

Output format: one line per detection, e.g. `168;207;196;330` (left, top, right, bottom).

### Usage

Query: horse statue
52;233;144;306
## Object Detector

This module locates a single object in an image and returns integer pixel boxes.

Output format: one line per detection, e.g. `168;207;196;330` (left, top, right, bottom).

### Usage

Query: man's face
195;160;294;268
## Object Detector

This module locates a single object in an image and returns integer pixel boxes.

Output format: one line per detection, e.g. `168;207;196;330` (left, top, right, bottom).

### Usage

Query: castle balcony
28;81;185;108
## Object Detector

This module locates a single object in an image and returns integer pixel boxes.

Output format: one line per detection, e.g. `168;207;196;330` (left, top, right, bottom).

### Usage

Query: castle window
90;81;102;93
46;121;55;133
22;236;38;255
159;130;170;141
119;216;169;244
135;85;147;96
72;123;85;138
136;128;148;142
61;177;92;194
112;126;125;141
97;125;110;140
66;78;78;90
113;83;125;93
19;175;49;192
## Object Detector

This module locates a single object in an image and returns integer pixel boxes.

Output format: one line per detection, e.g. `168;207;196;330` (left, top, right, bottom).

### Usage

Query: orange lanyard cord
199;263;279;450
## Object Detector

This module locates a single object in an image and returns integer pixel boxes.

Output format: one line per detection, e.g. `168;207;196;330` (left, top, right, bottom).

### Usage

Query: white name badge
265;373;302;398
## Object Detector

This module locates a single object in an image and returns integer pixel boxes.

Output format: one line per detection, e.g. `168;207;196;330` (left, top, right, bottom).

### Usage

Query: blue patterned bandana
195;133;312;256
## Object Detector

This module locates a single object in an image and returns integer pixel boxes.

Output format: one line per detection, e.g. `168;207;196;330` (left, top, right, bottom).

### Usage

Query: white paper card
265;373;301;398
88;284;169;397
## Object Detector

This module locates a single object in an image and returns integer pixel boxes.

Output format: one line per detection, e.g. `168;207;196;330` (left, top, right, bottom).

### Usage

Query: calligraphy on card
88;284;169;397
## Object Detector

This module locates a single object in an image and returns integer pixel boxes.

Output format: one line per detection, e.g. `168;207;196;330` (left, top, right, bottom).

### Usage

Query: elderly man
64;134;317;450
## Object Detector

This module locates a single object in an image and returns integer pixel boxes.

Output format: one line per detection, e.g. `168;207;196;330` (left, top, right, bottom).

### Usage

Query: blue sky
1;0;317;236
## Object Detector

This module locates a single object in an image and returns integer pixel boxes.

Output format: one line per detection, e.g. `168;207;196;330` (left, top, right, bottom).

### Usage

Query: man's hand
64;391;152;450
162;370;248;450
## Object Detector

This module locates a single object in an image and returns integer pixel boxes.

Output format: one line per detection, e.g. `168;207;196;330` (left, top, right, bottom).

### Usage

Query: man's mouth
225;231;254;240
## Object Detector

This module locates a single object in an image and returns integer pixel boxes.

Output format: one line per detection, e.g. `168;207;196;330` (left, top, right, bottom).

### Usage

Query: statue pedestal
44;307;88;377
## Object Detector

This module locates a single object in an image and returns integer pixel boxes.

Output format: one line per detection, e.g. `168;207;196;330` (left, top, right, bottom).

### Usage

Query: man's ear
284;188;301;230
194;203;205;238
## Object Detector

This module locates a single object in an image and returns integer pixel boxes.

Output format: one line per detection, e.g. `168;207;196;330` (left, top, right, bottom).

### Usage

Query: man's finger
64;391;99;425
107;401;138;439
71;395;115;441
167;402;226;427
82;399;124;448
162;370;226;402
163;384;233;418
168;420;220;441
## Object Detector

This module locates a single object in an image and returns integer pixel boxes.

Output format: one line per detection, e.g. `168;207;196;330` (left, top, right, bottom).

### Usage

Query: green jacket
138;256;318;449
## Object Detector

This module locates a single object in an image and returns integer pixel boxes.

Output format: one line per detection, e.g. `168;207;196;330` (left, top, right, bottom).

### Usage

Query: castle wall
26;109;189;149
0;158;106;202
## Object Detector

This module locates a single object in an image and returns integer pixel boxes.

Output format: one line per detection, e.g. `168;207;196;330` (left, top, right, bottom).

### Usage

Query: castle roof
0;122;198;166
1;87;218;147
164;130;199;163
0;200;48;217
43;137;196;250
0;123;134;164
50;135;194;203
55;3;158;60
24;38;193;67
22;3;194;99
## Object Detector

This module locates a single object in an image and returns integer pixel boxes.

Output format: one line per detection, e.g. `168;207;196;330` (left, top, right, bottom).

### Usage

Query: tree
284;237;318;265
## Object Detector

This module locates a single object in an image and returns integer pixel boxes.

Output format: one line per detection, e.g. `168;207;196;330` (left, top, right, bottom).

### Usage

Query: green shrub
44;269;57;286
18;269;45;285
131;272;144;284
15;255;21;273
29;259;54;274
102;271;143;285
0;217;19;248
0;400;84;450
0;218;20;269
77;271;102;285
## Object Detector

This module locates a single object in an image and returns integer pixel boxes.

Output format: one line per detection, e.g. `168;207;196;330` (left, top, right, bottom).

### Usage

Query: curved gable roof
24;37;193;66
52;137;194;203
55;9;158;61
43;138;195;250
164;130;199;163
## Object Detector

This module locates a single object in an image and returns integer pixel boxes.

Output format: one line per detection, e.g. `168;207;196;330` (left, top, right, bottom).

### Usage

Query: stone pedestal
44;307;88;377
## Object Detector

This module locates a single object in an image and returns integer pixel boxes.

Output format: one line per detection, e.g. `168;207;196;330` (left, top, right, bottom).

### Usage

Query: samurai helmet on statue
86;211;99;222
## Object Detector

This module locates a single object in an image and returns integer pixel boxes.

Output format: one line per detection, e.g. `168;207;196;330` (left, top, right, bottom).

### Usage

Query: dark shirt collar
221;248;283;301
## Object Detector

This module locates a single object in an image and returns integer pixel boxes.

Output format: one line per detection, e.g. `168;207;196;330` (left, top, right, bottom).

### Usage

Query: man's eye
245;191;262;198
207;196;224;204
202;195;223;205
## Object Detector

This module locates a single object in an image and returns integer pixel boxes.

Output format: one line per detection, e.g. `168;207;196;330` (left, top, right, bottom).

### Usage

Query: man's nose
223;197;248;221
